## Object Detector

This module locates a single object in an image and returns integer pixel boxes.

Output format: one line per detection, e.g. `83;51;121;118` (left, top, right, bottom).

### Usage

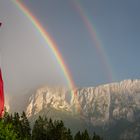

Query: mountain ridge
5;79;140;139
25;79;140;123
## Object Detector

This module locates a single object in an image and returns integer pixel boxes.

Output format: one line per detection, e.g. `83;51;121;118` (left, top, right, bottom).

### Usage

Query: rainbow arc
14;0;75;93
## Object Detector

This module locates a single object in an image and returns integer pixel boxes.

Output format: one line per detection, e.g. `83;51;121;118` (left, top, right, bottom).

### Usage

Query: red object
0;69;4;117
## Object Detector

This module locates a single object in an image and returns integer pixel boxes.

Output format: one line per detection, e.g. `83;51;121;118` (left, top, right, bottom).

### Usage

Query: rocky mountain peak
25;79;140;126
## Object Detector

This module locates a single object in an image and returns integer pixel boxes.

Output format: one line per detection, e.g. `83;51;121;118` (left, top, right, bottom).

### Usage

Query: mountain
6;79;140;140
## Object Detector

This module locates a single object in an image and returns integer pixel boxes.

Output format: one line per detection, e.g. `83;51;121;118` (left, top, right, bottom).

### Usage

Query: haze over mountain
6;79;140;140
1;0;140;96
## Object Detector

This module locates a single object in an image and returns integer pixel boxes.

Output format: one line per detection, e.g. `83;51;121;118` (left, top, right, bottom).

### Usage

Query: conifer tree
21;111;31;139
66;128;73;140
81;130;90;140
1;109;103;140
92;132;102;140
32;116;47;140
0;120;18;140
13;112;22;138
74;131;81;140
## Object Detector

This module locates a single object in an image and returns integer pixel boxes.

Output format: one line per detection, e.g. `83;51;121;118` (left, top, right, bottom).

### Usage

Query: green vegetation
0;110;103;140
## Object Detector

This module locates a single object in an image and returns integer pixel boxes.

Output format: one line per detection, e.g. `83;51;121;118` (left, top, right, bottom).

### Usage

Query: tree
92;132;102;140
20;111;31;139
74;131;81;140
13;112;22;138
66;128;73;140
3;110;31;140
1;109;103;140
32;117;74;140
32;116;47;140
81;130;90;140
47;119;72;140
0;120;18;140
3;107;13;125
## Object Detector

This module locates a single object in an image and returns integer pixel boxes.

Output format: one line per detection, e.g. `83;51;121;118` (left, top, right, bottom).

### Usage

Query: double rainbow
13;1;114;111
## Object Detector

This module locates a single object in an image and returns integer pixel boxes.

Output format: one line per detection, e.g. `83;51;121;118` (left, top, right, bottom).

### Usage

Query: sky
0;0;140;94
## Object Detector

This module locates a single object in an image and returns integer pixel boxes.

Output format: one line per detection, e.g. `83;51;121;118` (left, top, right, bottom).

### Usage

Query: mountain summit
25;79;140;124
6;79;140;139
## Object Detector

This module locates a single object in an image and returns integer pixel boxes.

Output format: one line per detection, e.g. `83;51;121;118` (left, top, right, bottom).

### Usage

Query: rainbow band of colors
13;0;75;93
73;0;114;81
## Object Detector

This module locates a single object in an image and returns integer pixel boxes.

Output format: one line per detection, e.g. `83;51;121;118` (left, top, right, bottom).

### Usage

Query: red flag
0;69;4;117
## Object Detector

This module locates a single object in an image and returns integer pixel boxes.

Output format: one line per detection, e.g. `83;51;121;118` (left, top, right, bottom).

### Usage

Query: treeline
0;110;103;140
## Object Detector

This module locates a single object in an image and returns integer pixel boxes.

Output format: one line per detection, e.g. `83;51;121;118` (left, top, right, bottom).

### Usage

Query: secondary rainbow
73;1;114;81
13;0;75;93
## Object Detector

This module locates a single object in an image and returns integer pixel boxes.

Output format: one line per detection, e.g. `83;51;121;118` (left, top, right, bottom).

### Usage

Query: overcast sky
1;0;140;94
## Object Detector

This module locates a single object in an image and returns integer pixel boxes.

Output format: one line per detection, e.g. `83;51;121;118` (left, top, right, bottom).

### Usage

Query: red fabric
0;69;4;117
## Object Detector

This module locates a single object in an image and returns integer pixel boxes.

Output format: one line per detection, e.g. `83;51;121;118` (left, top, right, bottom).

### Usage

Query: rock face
26;79;140;126
6;79;140;139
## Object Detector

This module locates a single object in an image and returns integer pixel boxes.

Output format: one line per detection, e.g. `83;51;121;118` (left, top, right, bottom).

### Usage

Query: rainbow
13;0;76;93
73;1;114;81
